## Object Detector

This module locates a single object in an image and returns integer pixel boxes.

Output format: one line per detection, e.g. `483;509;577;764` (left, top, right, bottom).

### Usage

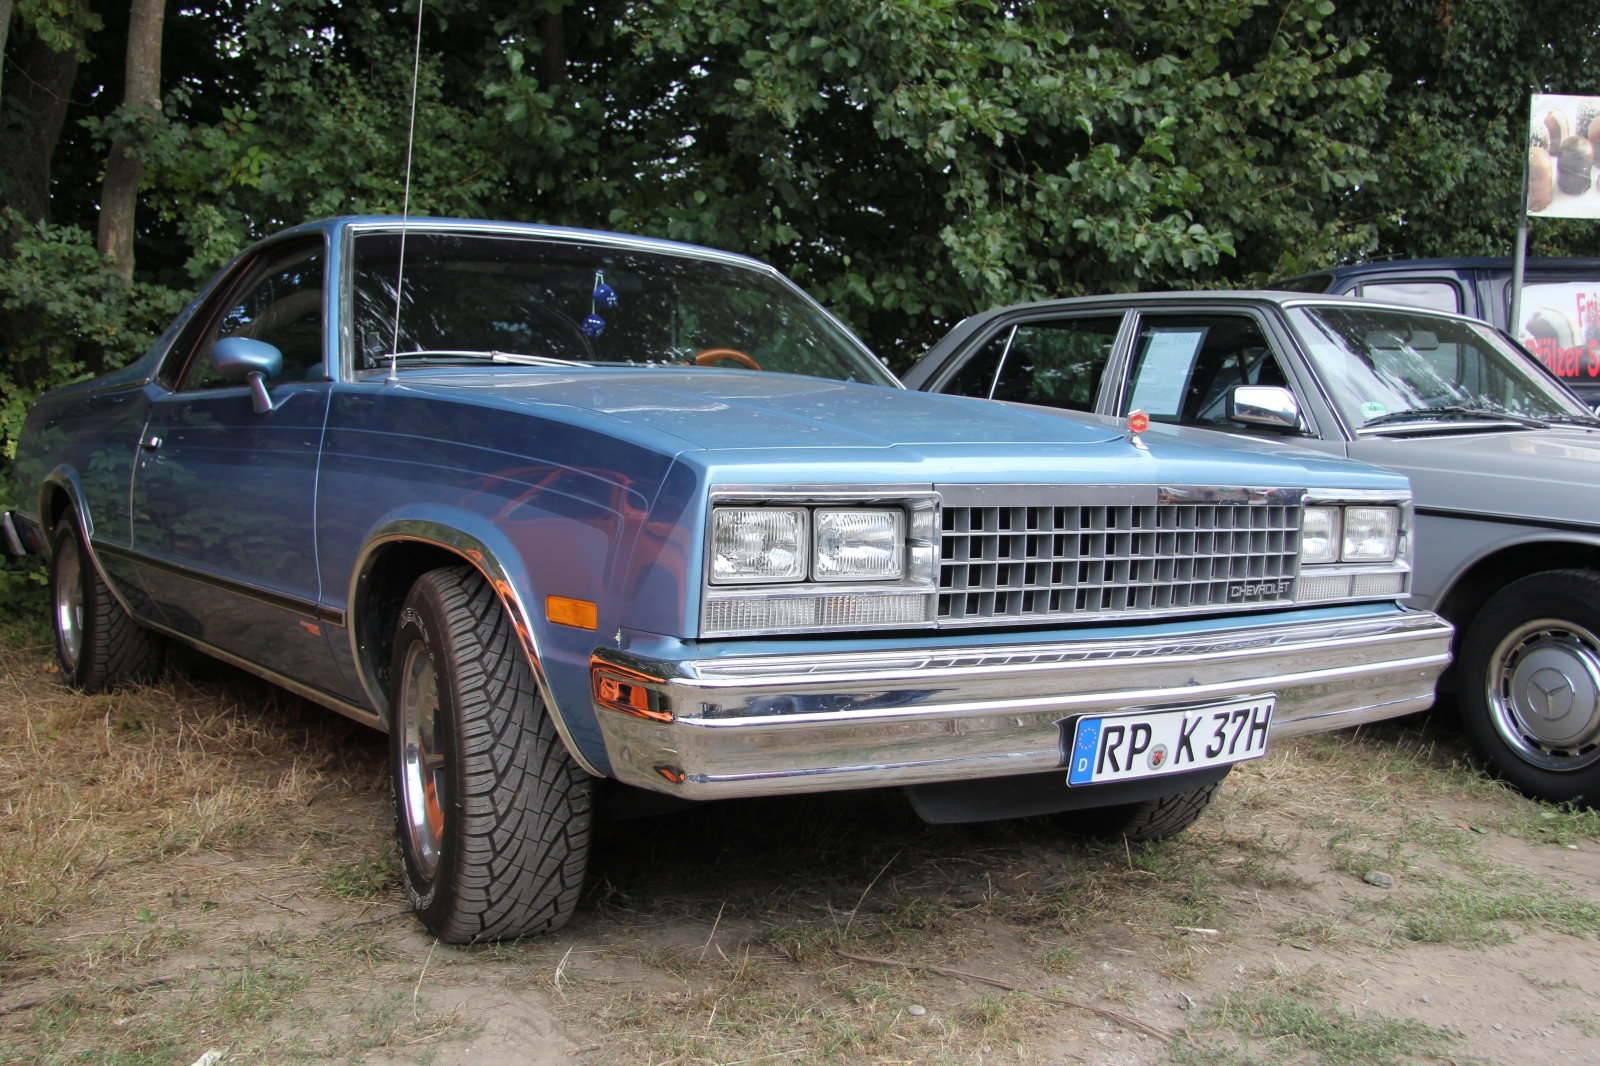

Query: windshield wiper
386;350;589;368
1361;405;1549;430
1540;411;1600;427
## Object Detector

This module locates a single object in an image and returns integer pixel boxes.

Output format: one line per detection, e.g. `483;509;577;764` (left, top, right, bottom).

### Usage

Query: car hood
398;367;1127;448
396;367;1403;490
1349;426;1600;525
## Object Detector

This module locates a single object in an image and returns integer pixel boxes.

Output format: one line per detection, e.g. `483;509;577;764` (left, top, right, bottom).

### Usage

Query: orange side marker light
546;595;597;630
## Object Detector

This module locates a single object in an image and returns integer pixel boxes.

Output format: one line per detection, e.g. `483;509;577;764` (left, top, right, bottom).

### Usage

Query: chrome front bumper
591;610;1453;799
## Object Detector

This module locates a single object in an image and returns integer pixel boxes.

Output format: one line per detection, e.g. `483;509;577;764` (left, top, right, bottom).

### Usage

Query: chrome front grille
937;499;1302;625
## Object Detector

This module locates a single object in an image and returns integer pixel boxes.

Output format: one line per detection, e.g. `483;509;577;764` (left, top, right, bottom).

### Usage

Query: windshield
350;230;897;386
1285;305;1593;430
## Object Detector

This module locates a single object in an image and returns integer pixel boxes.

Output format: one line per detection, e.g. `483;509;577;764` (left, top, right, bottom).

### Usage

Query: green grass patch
319;853;399;901
1370;880;1600;945
1188;989;1455;1065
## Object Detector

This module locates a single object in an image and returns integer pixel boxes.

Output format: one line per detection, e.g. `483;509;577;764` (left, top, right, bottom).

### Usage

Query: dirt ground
3;629;1600;1066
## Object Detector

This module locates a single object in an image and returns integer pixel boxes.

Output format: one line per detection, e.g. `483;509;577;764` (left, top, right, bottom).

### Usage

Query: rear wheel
1066;779;1224;843
389;566;594;942
49;516;164;691
1458;570;1600;804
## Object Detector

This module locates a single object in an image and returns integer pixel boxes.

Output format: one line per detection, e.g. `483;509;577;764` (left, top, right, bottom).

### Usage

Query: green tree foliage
2;1;1599;615
1327;0;1600;260
45;0;1395;362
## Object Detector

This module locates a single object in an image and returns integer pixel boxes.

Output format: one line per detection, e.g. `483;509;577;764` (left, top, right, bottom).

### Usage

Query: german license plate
1063;696;1275;786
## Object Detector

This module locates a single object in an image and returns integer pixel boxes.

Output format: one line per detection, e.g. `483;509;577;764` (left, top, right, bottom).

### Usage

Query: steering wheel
692;348;762;371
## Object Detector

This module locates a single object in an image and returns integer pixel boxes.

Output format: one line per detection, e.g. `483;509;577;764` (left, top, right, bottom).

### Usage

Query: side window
184;243;325;390
1121;313;1301;433
1354;280;1462;315
991;316;1122;411
939;330;1010;399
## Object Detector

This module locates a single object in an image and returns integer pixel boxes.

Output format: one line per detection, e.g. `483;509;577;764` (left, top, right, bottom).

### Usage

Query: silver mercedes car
905;291;1600;804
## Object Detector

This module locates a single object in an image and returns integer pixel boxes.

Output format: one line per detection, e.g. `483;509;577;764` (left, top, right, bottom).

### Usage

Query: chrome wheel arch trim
348;519;604;777
38;467;142;621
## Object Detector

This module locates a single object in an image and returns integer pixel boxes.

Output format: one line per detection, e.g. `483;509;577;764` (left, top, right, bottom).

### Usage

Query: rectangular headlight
813;509;904;581
711;508;808;583
1342;506;1399;562
1300;506;1341;565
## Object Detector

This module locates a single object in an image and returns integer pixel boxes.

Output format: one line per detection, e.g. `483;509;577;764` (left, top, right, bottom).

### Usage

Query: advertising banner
1517;280;1600;385
1528;94;1600;218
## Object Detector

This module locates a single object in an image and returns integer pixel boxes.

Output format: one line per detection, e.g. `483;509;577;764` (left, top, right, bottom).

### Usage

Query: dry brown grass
1;619;1597;1065
0;633;384;939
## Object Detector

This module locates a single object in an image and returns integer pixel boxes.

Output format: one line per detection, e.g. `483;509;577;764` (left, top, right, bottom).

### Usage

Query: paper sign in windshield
1528;94;1600;218
1129;329;1207;417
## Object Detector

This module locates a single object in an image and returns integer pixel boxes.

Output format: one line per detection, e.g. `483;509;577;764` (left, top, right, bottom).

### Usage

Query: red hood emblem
1128;410;1150;434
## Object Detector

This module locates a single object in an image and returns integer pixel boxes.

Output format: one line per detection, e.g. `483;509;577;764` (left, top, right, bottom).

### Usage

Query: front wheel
49;516;164;691
389;566;594;942
1458;570;1600;804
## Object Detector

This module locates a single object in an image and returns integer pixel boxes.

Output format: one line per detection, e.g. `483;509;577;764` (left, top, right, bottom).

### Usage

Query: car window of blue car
1353;280;1462;315
938;317;1120;411
183;243;326;390
1119;314;1298;433
1287;305;1593;427
349;231;897;387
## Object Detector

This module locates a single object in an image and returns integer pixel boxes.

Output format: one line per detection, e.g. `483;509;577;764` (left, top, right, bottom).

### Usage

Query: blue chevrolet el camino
6;217;1452;942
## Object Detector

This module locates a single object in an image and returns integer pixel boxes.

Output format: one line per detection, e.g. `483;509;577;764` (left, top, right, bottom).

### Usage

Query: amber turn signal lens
546;595;597;629
591;665;673;722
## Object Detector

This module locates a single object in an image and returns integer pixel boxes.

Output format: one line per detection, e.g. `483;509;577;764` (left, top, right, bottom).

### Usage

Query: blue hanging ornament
581;313;607;338
592;282;617;308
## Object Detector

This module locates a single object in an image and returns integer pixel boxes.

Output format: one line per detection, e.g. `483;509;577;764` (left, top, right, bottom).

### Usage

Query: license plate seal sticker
1064;696;1274;786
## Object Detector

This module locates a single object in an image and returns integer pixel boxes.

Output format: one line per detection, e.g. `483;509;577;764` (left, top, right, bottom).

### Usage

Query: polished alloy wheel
398;640;447;879
1486;618;1600;772
54;535;84;670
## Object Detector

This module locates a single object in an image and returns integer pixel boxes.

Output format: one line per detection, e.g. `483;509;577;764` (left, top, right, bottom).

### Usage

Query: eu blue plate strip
1068;718;1102;785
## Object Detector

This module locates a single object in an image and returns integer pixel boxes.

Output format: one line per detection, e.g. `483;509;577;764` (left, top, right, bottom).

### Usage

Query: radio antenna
386;0;426;385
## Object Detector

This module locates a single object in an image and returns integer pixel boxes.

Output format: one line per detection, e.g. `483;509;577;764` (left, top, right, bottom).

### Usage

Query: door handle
140;434;162;450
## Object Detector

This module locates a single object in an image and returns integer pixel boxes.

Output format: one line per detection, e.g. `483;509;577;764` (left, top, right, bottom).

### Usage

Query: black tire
1458;569;1600;804
388;565;594;942
1067;779;1224;843
49;516;164;691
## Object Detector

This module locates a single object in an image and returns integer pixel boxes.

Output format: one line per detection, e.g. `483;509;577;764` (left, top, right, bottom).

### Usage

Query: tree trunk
96;0;167;281
0;0;15;102
538;7;565;91
0;26;80;258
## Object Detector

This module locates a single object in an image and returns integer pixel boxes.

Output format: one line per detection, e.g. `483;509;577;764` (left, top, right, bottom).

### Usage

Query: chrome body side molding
591;610;1454;798
147;620;382;730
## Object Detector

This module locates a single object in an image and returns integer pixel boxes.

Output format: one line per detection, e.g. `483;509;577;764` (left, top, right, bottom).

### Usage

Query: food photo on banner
1517;95;1600;382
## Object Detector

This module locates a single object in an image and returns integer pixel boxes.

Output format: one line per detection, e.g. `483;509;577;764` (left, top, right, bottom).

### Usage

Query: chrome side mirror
1228;385;1300;431
213;337;283;414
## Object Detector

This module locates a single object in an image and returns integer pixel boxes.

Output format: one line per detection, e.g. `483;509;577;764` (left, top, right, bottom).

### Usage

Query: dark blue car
1276;257;1600;408
7;218;1451;943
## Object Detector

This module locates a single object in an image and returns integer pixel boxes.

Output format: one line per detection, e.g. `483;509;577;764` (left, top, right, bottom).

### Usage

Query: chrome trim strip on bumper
592;610;1453;799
